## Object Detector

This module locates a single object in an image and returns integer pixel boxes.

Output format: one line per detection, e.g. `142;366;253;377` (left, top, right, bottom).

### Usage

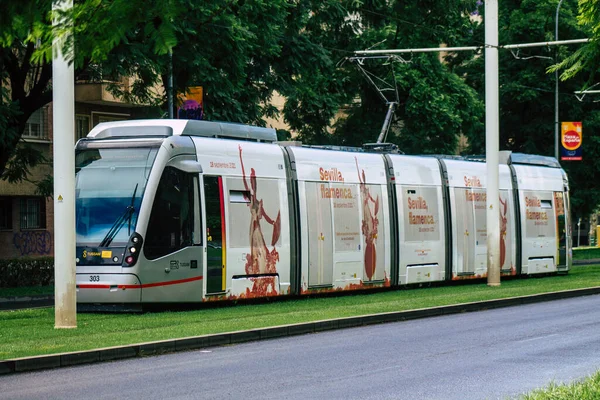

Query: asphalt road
3;295;600;400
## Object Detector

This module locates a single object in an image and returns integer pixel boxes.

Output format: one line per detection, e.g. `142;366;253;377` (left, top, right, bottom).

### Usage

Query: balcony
75;77;136;107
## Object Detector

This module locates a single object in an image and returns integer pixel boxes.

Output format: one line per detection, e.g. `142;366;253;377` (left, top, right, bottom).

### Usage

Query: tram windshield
75;147;158;247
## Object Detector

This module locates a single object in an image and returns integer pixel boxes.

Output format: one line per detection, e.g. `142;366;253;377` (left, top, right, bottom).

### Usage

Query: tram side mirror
171;159;203;174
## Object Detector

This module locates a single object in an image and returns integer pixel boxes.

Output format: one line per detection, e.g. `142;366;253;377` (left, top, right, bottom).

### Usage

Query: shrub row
0;257;54;288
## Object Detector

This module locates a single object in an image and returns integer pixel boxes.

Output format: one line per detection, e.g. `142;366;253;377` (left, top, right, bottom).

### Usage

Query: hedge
0;257;54;288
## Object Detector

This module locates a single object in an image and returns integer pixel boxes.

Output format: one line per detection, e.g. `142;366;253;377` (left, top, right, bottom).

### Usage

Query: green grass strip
1;265;600;360
521;370;600;399
573;247;600;261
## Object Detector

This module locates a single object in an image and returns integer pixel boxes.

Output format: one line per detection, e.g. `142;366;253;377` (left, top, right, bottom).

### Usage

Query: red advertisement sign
561;122;582;161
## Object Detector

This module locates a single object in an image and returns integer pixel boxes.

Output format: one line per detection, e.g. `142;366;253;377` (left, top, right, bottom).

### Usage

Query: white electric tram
74;119;571;307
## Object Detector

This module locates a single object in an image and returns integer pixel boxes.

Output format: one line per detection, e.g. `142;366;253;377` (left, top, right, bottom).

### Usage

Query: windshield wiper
99;184;138;248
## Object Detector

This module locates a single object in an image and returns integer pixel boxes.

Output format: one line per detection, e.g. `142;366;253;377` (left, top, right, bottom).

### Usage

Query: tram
74;119;571;306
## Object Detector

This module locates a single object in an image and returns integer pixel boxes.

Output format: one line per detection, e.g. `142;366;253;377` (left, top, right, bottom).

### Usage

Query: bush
0;257;54;288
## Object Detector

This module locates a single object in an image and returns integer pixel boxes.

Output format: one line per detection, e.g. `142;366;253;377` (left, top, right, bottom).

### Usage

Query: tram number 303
89;275;100;282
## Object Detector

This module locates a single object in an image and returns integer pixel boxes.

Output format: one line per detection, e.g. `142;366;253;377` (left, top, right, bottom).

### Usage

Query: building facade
0;80;148;260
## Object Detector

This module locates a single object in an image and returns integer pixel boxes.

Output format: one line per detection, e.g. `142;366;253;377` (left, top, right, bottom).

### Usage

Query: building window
0;197;12;230
19;198;46;229
76;115;91;140
23;108;44;139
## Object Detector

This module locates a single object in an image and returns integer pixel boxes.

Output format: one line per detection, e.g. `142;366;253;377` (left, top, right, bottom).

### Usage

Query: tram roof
86;119;277;143
428;152;561;169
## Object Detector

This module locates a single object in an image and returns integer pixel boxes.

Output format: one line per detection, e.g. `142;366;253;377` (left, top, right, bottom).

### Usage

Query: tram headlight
122;232;143;268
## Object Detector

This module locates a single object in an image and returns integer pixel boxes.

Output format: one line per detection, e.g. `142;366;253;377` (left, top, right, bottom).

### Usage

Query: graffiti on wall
13;231;53;255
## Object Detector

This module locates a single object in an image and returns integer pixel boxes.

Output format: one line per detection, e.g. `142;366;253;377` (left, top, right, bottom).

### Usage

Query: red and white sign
561;122;582;161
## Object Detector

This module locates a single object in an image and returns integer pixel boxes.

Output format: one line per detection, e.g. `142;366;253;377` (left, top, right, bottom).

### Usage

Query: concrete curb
2;286;600;375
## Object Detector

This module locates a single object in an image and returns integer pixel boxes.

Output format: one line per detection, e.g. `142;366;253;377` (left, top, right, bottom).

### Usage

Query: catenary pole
53;0;77;328
555;0;564;160
485;0;501;286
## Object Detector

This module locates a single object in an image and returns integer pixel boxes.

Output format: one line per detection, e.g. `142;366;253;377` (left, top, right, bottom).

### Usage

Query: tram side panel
513;164;565;275
388;155;446;285
287;147;391;293
444;160;517;280
193;138;292;299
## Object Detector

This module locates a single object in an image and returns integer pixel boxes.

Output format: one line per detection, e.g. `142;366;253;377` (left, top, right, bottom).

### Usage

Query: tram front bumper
76;273;142;304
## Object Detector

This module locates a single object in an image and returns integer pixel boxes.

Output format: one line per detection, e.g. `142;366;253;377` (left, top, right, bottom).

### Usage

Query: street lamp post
555;0;564;161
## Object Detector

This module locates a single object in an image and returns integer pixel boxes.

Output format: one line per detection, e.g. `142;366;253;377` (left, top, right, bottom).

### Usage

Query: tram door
204;176;226;294
306;182;334;287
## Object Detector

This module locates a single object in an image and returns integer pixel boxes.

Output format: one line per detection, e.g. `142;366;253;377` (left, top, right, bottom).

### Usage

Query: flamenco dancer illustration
239;145;281;295
356;157;380;280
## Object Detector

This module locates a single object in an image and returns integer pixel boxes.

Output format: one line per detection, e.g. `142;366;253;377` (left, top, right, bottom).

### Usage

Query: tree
284;0;484;152
459;0;600;218
0;0;291;186
0;0;54;186
551;0;600;82
0;0;173;185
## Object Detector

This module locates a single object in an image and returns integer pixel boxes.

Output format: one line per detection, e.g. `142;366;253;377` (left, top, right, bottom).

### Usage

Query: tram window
145;167;196;260
230;190;250;204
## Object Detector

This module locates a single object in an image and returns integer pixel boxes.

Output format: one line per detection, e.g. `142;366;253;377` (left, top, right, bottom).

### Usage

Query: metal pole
168;51;174;119
376;102;397;143
555;0;564;161
52;0;77;328
486;0;501;286
353;39;589;56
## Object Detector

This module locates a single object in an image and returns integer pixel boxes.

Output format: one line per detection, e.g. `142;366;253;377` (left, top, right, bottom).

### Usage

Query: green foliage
460;0;600;217
0;1;53;188
4;0;599;219
276;129;292;142
0;89;21;154
35;175;54;197
0;257;54;288
550;0;600;82
2;144;47;183
320;0;484;151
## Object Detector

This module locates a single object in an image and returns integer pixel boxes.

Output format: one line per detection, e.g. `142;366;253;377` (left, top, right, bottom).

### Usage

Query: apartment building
0;78;148;259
